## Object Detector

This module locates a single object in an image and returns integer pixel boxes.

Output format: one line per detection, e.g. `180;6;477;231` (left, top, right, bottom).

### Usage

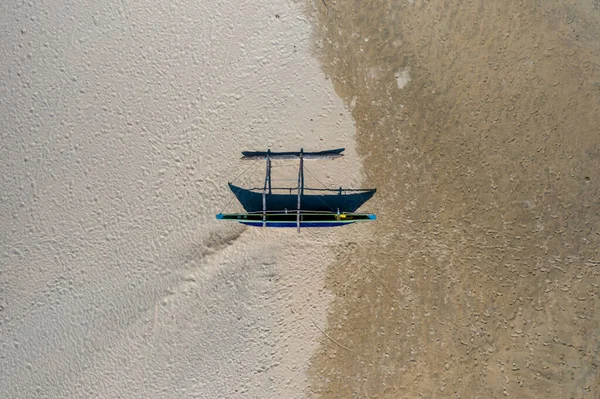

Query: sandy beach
307;1;599;397
3;0;599;398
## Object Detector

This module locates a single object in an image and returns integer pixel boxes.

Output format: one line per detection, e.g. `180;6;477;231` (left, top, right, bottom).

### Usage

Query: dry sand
1;0;366;397
306;0;600;398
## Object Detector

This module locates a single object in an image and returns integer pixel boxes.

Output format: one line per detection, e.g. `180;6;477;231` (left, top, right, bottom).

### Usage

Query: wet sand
306;1;600;397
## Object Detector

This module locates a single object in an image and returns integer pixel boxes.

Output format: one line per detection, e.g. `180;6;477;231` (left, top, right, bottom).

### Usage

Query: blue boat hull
228;183;376;213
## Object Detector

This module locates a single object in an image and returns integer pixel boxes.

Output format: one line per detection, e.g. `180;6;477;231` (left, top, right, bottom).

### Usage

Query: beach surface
3;0;599;398
1;0;363;397
307;1;599;397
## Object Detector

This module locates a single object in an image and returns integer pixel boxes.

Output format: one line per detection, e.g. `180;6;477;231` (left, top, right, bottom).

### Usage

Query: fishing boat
216;148;376;231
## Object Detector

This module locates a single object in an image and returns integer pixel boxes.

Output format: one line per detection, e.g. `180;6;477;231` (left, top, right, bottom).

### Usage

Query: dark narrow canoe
241;148;345;160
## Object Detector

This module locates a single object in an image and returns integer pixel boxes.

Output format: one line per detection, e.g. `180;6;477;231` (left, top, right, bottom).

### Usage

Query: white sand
1;0;363;397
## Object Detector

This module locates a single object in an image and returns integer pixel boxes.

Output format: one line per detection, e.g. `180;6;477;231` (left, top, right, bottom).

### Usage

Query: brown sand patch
306;0;600;397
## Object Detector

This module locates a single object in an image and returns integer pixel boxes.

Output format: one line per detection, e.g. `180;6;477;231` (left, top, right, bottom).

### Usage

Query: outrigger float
216;148;376;231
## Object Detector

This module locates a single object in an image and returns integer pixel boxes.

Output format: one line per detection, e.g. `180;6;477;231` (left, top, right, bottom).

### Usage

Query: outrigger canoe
216;148;376;231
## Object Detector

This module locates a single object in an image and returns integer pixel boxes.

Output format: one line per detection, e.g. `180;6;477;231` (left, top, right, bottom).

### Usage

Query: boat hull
228;183;376;213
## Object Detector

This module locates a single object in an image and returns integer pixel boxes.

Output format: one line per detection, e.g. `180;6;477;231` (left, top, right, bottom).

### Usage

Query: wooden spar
262;152;270;227
297;149;304;232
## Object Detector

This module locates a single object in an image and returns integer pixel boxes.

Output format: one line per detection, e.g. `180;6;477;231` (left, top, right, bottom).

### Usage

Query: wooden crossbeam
297;149;304;232
262;154;270;227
